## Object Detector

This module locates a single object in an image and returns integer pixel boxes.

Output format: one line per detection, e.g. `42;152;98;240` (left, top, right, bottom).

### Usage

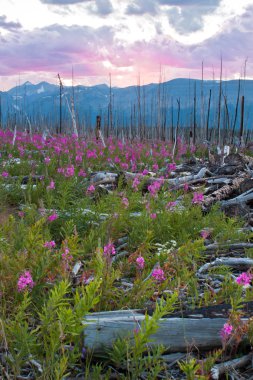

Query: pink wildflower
78;169;86;177
132;177;140;191
236;272;252;286
75;154;83;163
86;150;97;159
17;271;35;292
64;165;75;177
148;181;162;197
168;163;176;172
120;162;129;170
18;211;25;218
200;229;211;239
44;156;51;165
44;240;56;249
220;323;233;340
122;197;129;208
166;201;176;210
87;185;95;194
150;213;157;219
61;244;73;270
152;268;166;282
48;212;58;222
192;192;204;204
103;242;116;256
136;256;145;270
47;180;55;190
1;171;9;178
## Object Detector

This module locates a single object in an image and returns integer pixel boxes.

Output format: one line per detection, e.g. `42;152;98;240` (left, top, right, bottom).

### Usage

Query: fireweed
0;129;251;378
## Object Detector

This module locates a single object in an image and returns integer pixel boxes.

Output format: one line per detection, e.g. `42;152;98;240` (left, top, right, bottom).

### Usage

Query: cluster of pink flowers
87;185;96;194
148;180;162;197
61;244;73;270
86;149;97;159
44;156;51;165
166;201;176;210
132;177;140;191
78;169;86;177
200;229;211;239
236;272;252;286
192;192;204;204
136;256;145;270
152;268;166;282
167;162;176;172
44;240;56;249
103;242;116;256
17;271;35;292
220;322;233;340
48;212;58;222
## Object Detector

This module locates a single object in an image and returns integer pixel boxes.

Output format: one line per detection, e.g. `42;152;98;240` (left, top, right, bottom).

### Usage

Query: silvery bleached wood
211;353;253;380
198;257;253;275
83;311;239;354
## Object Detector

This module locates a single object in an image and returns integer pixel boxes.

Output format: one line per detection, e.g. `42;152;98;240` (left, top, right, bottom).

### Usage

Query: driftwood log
83;310;241;354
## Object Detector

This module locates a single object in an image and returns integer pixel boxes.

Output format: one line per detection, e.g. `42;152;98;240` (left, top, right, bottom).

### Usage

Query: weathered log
221;187;253;207
204;243;253;252
203;176;247;208
83;311;239;354
125;167;210;187
211;353;253;380
198;257;253;275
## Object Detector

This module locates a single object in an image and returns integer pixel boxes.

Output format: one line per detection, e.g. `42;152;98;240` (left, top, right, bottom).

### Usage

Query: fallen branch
211;353;253;380
204;243;253;252
198;257;253;275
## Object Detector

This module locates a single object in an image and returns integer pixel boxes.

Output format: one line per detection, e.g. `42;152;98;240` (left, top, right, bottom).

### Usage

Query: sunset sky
0;0;253;90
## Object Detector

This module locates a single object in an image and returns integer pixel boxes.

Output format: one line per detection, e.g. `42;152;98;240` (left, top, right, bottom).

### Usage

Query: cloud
40;0;90;4
0;15;22;31
125;0;157;15
0;24;116;77
165;0;221;34
159;0;220;5
89;0;113;16
0;1;252;89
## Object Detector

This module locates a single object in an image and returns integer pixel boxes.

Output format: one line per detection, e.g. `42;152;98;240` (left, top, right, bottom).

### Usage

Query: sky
0;0;253;90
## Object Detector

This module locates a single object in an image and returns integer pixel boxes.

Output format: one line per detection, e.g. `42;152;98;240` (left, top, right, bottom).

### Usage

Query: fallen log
221;188;253;207
83;310;240;354
125;167;211;187
203;176;247;208
211;353;253;380
204;243;253;252
198;257;253;275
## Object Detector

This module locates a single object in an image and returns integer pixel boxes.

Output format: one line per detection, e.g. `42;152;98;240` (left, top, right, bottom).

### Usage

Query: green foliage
108;292;178;379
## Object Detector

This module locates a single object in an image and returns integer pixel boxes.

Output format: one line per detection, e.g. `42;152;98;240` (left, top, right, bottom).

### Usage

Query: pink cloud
0;6;253;90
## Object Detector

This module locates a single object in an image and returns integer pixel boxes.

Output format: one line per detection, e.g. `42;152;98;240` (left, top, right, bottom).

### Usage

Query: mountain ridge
0;78;252;132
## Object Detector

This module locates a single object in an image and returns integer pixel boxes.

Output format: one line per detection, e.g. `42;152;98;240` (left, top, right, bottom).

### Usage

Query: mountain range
0;78;252;134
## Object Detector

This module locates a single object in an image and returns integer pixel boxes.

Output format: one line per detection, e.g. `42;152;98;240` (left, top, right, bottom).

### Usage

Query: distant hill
0;78;252;134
